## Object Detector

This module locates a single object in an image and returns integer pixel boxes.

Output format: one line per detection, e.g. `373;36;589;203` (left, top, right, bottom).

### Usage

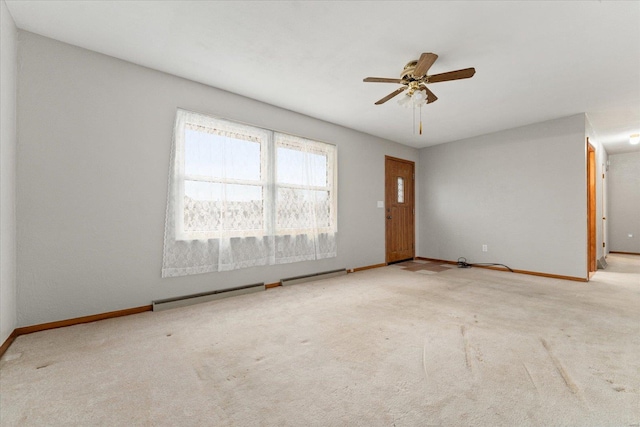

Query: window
162;109;337;277
397;177;405;203
275;133;336;235
177;118;270;239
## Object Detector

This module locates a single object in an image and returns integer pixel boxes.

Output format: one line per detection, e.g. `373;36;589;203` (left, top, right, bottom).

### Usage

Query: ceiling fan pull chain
413;103;416;135
419;105;423;135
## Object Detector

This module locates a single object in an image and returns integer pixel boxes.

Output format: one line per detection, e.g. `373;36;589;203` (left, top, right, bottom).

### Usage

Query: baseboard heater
152;282;265;312
280;269;347;287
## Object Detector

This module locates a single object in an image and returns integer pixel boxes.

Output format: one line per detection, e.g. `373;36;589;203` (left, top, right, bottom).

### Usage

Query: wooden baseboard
14;305;152;336
265;282;281;289
415;257;456;265
351;263;387;273
0;330;18;359
609;251;640;256
416;257;587;282
1;305;152;357
479;265;587;282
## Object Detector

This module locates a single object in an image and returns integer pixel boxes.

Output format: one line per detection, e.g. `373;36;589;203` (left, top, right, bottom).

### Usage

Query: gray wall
608;152;640;253
417;114;589;279
0;0;17;344
16;31;418;327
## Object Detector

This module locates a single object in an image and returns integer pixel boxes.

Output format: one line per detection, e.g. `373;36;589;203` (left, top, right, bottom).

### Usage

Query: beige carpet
1;254;639;426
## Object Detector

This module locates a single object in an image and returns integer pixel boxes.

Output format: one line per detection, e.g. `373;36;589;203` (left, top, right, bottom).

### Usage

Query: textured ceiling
6;1;640;154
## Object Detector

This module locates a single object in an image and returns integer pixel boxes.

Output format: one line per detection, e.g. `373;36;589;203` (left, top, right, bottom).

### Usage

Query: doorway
587;141;596;277
601;161;607;256
385;156;415;263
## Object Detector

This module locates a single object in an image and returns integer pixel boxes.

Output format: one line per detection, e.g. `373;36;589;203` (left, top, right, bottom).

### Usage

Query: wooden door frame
601;160;607;256
385;156;415;263
587;140;596;278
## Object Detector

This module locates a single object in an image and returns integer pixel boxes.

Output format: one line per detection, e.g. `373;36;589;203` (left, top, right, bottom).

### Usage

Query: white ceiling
6;0;640;154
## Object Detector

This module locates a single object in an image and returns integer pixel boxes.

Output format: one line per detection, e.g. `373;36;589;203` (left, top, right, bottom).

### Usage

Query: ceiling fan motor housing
401;60;420;81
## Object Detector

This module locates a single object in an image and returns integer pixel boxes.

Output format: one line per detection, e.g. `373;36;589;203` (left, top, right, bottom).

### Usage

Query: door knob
387;216;392;219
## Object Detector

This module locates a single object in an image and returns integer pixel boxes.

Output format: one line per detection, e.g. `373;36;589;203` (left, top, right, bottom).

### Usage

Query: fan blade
364;77;404;83
420;85;438;104
413;52;438;77
375;87;406;105
427;67;475;83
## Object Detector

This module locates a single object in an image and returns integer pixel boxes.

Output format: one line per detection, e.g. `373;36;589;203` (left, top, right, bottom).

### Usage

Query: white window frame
173;109;337;241
274;133;337;236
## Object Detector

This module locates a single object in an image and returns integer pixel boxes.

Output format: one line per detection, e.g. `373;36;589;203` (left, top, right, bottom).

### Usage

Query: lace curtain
162;109;337;277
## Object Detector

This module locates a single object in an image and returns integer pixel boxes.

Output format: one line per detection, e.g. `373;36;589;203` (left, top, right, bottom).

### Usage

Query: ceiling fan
363;52;476;106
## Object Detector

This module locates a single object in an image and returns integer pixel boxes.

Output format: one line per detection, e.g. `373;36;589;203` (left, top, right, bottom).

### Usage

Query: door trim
587;140;596;278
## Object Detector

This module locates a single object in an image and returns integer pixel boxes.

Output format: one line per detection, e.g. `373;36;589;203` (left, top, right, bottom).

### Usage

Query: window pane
277;188;331;229
185;129;261;181
277;147;327;187
184;180;223;202
184;181;263;232
397;177;404;203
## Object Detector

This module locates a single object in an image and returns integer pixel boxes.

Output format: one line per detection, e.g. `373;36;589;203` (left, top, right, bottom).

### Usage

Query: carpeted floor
1;254;638;426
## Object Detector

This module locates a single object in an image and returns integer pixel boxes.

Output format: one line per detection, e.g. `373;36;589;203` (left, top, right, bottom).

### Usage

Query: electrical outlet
482;244;488;252
629;234;634;238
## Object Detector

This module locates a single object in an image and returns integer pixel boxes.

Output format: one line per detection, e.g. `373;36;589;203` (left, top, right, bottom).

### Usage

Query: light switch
377;201;384;208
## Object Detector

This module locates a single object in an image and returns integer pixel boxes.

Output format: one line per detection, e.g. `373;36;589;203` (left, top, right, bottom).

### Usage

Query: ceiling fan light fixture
630;134;640;145
411;90;427;105
398;94;412;108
